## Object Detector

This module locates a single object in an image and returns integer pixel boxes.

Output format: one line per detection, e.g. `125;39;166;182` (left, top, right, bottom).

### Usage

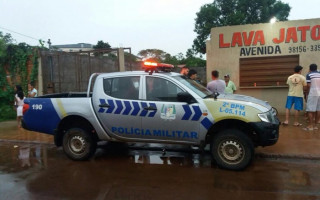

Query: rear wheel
63;127;97;161
211;129;254;170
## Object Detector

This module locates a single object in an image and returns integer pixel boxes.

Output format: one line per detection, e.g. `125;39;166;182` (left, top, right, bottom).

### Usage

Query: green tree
0;32;12;64
0;33;17;121
162;53;180;66
193;0;291;54
0;38;6;63
137;49;167;62
124;52;138;62
137;48;206;68
93;40;111;57
183;48;206;67
0;32;38;121
93;40;111;49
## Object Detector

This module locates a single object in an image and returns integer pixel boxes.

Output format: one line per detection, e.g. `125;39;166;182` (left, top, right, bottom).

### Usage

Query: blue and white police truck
22;62;279;170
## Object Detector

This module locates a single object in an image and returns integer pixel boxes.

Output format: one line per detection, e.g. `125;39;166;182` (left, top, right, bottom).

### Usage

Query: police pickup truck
22;62;279;170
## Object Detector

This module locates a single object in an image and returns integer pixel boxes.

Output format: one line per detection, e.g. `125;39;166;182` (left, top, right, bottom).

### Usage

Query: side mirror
177;92;196;104
213;92;219;100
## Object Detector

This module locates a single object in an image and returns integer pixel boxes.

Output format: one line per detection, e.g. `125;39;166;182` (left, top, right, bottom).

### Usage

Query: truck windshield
172;76;212;98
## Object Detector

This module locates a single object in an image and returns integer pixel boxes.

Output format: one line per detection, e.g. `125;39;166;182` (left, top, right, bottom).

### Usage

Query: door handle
143;106;157;111
99;103;111;108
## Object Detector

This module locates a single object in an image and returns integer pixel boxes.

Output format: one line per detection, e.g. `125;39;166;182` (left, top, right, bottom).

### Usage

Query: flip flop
293;123;302;126
314;127;318;130
302;127;314;131
281;122;289;125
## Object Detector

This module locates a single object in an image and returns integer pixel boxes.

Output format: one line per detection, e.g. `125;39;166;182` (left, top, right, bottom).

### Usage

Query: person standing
28;82;37;97
188;69;197;80
282;66;306;126
187;69;201;83
14;85;25;128
304;64;320;131
224;74;236;94
180;66;189;77
207;70;226;94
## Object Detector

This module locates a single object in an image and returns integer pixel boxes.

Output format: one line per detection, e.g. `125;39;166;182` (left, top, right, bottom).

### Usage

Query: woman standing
14;85;24;128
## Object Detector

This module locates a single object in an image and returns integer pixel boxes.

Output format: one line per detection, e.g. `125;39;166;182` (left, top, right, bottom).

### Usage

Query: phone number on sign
289;44;320;53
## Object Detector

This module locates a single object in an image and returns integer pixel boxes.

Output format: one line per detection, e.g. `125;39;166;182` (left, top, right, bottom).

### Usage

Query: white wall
206;18;320;114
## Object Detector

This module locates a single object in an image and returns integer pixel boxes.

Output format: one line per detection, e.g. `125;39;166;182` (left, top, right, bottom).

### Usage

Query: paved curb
0;139;54;145
255;152;320;160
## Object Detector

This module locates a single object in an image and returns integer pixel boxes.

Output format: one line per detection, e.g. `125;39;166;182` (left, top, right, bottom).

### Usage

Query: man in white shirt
304;64;320;131
207;70;226;94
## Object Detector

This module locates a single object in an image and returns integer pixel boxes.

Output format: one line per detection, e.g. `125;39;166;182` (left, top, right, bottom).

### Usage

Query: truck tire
211;129;254;170
63;127;97;161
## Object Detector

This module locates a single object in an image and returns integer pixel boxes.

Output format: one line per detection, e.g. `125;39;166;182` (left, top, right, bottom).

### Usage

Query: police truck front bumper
249;117;280;146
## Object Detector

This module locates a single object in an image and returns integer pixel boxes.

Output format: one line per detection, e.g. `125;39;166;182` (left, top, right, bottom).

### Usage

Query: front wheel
211;129;254;170
63;127;97;161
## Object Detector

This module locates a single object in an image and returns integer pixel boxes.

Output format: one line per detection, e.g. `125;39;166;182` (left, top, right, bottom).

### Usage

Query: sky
0;0;319;56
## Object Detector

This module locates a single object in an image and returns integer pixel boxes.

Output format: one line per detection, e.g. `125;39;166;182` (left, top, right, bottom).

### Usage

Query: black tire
63;127;97;161
211;129;254;170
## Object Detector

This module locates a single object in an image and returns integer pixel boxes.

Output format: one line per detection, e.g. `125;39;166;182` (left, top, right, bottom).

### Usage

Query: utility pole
47;39;51;50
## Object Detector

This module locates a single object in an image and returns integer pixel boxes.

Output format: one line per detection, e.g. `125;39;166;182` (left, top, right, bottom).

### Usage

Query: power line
0;26;41;41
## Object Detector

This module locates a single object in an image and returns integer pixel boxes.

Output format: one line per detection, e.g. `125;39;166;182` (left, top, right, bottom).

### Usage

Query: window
173;75;211;98
103;76;140;100
146;77;183;102
239;55;299;87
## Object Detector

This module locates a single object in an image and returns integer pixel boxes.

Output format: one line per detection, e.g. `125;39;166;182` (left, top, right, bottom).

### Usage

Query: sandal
281;122;289;125
293;123;302;126
314;126;318;130
302;127;314;131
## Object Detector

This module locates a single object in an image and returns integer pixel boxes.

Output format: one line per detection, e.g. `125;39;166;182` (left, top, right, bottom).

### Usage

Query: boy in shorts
283;65;306;126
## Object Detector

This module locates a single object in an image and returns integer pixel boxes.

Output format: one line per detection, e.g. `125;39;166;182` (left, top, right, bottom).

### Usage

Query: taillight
23;104;30;115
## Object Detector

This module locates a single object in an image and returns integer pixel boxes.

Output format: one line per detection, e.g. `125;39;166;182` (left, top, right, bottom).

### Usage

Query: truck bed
36;92;92;98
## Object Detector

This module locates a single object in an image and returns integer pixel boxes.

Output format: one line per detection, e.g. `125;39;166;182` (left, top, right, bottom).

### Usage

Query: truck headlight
271;107;278;116
258;110;273;123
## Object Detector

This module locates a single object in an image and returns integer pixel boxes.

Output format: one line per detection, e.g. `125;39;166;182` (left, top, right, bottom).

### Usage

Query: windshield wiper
204;94;214;99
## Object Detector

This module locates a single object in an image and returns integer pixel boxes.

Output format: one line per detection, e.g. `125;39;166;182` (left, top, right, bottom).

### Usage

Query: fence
39;49;142;94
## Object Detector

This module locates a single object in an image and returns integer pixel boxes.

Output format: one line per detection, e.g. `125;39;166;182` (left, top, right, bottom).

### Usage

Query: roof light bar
144;61;158;66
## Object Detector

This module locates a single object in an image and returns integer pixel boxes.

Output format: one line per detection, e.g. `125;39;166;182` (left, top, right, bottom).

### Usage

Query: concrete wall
206;18;320;114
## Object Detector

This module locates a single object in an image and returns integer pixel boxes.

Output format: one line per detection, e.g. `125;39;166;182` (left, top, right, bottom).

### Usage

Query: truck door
141;76;201;143
92;75;143;140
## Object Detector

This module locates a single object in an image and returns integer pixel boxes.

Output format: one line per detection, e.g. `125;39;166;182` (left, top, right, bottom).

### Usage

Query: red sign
219;25;320;48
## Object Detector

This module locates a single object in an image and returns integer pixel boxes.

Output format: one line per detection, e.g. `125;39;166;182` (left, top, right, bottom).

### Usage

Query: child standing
14;85;25;128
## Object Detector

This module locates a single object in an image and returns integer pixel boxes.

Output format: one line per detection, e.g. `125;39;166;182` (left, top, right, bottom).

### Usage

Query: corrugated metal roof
52;43;93;48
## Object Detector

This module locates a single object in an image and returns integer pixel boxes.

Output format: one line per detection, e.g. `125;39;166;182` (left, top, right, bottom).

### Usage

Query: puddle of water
130;151;213;168
96;142;213;167
0;141;320;200
0;142;54;174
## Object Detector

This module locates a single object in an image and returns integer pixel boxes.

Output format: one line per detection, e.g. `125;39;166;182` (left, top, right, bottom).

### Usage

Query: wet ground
0;141;320;200
1;120;320;199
